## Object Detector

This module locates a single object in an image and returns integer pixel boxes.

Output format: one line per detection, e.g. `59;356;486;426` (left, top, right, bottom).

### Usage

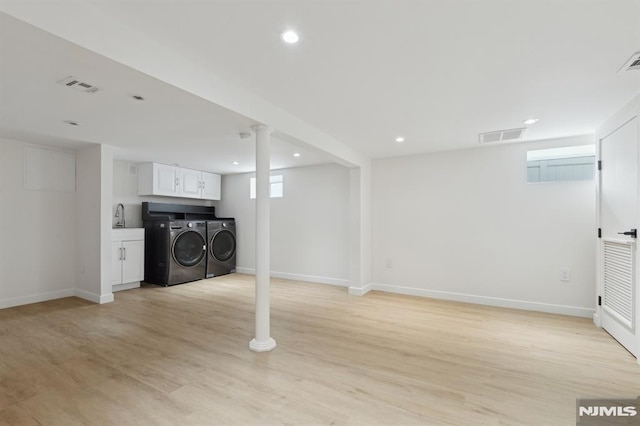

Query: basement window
527;145;596;183
250;175;284;199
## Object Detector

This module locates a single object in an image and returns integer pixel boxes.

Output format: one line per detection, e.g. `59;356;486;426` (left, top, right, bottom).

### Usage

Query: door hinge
598;296;602;306
598;228;602;238
597;160;602;171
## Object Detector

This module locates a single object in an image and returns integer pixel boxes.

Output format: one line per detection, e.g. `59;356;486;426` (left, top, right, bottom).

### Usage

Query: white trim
369;283;595;318
235;267;349;287
597;96;640;141
595;94;640;356
0;288;75;309
74;289;113;304
348;283;373;296
249;337;277;352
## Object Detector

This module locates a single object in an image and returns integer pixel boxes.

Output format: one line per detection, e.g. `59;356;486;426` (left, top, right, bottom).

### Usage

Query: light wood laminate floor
1;274;639;425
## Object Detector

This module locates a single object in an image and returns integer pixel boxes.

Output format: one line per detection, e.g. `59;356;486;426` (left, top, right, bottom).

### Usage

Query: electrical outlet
385;259;393;268
559;268;571;282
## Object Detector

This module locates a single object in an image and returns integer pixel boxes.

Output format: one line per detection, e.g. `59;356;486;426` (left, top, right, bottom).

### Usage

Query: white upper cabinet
138;163;221;200
201;171;221;200
155;163;180;196
180;168;203;199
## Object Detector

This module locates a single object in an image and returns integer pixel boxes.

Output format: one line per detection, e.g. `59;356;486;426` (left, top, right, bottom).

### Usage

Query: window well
526;145;596;183
250;175;283;199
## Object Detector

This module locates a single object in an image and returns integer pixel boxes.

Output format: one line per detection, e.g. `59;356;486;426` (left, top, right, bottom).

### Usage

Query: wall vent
56;76;100;93
478;127;526;144
618;51;640;73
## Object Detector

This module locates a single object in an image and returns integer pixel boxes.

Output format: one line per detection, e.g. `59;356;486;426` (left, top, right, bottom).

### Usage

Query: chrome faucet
115;203;126;228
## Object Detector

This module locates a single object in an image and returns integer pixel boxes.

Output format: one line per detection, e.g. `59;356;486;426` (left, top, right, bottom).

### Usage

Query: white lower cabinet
111;229;145;292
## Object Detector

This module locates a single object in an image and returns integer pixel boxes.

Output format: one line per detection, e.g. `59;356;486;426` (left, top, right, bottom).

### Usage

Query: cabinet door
111;241;123;285
201;171;221;200
179;168;202;199
121;240;145;284
154;164;179;196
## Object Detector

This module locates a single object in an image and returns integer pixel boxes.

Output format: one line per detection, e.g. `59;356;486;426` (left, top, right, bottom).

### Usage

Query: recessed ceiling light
395;136;405;143
293;152;301;157
522;118;539;125
132;95;145;101
63;120;79;126
281;30;300;44
232;161;240;165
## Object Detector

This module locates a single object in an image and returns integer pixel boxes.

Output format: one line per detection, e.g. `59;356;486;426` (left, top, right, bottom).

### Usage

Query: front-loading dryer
144;220;207;286
206;219;236;278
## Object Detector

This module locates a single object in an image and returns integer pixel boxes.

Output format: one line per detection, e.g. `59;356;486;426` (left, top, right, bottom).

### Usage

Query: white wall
217;163;350;286
372;135;596;317
0;137;76;308
112;160;216;228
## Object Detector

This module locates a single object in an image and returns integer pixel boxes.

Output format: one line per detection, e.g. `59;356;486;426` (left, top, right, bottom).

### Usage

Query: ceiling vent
57;76;100;93
478;127;526;144
619;51;640;73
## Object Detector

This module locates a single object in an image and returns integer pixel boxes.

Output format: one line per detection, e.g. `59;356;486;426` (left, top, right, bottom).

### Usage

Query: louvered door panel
603;239;635;330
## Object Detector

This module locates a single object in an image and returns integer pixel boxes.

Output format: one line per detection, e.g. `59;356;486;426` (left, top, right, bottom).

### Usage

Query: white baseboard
370;283;595;318
235;267;349;287
113;282;140;292
74;289;113;304
348;283;373;296
1;287;114;310
593;312;600;327
100;293;114;304
0;288;75;309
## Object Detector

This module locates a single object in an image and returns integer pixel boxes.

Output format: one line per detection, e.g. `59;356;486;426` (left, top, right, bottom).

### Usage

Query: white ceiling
0;13;332;174
1;0;640;169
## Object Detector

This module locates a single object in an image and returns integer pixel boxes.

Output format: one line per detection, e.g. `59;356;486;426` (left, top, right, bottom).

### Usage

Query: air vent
478;127;526;144
618;51;640;72
56;76;100;93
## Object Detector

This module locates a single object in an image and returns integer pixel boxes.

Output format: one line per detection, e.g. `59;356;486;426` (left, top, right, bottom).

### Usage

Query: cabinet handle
175;177;180;187
123;247;126;260
202;181;205;189
119;247;123;260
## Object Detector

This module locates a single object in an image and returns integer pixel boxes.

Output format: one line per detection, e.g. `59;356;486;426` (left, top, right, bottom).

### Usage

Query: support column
249;124;277;352
348;162;373;296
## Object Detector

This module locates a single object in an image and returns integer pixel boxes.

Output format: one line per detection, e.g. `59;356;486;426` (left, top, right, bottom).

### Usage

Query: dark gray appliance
142;203;217;286
144;220;207;286
206;219;236;278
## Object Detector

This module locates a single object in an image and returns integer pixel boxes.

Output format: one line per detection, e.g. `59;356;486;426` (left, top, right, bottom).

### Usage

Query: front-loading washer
144;220;207;286
206;219;236;278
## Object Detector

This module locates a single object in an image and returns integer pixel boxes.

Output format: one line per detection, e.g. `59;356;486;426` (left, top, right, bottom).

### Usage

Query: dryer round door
211;230;236;262
172;231;206;267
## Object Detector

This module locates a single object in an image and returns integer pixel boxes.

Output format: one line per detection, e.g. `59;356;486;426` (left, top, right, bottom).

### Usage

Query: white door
154;164;179;196
201;171;221;200
111;241;123;285
121;240;145;284
599;116;639;357
179;168;202;198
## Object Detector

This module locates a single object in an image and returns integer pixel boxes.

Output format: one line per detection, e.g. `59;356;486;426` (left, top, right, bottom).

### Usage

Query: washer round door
172;231;206;267
211;230;236;262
